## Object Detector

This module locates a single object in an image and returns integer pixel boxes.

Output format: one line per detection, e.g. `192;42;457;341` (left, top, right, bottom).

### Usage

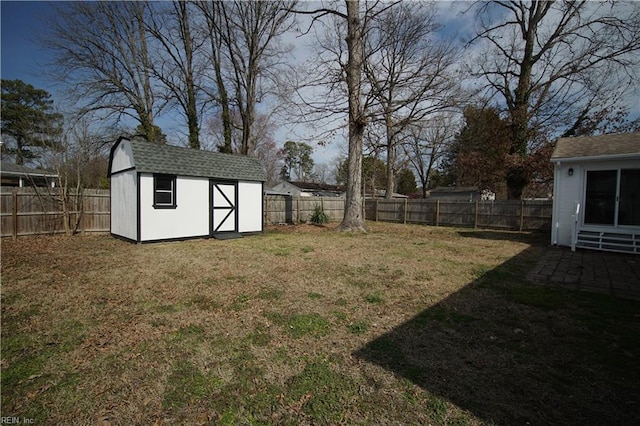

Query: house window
584;168;640;227
584;170;617;225
153;174;176;209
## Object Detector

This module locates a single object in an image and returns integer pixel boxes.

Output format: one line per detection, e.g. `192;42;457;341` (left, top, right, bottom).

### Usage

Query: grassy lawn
2;222;639;424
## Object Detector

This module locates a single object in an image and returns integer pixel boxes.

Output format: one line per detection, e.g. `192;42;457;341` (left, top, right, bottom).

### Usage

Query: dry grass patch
2;223;639;424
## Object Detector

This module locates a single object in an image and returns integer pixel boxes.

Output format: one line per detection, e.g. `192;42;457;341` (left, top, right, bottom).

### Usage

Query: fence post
474;201;478;229
296;197;300;224
435;200;440;227
519;200;524;232
12;190;18;239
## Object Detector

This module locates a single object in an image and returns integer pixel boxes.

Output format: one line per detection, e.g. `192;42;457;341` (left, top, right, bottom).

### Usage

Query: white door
212;182;237;232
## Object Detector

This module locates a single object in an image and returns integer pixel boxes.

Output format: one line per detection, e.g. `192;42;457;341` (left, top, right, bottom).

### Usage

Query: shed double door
211;181;237;233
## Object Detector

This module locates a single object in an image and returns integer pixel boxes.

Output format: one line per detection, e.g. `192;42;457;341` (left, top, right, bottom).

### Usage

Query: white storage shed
108;137;266;243
551;132;640;253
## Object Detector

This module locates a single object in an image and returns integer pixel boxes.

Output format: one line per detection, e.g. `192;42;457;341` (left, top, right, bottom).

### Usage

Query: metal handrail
571;203;580;252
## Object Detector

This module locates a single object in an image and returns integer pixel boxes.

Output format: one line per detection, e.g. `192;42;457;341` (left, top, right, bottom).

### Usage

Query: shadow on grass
354;243;640;425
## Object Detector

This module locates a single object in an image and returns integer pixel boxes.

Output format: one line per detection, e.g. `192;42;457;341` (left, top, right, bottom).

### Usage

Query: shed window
153;175;176;208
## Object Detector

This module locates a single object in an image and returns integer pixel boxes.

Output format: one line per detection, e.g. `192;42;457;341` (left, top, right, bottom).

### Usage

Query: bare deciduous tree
196;0;234;153
470;0;640;199
145;1;206;149
290;0;399;232
210;1;296;156
45;2;162;142
255;139;284;187
203;110;283;186
364;2;460;199
340;0;367;231
403;114;458;198
38;118;115;235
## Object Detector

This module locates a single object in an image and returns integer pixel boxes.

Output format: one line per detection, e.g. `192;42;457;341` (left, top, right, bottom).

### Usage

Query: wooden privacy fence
264;195;345;224
1;188;110;238
0;192;346;238
365;198;552;231
1;190;552;238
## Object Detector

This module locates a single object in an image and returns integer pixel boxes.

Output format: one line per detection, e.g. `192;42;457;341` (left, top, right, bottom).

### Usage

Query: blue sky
2;1;638;169
1;1;55;90
0;1;471;167
0;1;348;167
0;1;472;163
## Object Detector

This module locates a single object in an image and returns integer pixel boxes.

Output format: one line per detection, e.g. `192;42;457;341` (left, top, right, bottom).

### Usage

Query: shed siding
238;181;263;232
110;139;135;174
139;174;209;241
110;170;137;241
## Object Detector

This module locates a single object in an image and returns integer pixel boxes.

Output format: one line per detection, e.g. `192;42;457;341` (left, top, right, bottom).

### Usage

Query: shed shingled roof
551;132;640;161
124;138;266;182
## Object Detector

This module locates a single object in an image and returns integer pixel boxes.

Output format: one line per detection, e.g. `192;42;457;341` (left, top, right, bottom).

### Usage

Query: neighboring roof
264;189;292;196
1;161;58;177
429;186;479;193
111;137;266;181
366;189;408;199
287;181;344;192
551;132;640;161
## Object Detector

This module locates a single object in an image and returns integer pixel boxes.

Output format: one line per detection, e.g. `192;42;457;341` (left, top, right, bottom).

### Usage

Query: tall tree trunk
176;1;200;149
15;137;25;165
198;0;233;153
134;2;156;143
339;0;366;232
422;152;437;199
384;114;395;199
507;104;531;199
241;91;256;155
218;90;233;153
138;112;156;142
505;2;538;200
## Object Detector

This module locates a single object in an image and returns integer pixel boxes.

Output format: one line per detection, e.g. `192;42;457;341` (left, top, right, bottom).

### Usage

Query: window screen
154;175;176;208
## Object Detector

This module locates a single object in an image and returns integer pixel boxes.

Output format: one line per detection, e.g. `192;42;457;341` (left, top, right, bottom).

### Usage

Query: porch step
576;230;640;254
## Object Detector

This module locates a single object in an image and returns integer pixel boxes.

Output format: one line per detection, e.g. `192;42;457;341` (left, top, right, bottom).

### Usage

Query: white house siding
552;163;583;246
110;139;135;174
110;170;137;241
552;158;639;247
237;181;263;232
139;174;209;241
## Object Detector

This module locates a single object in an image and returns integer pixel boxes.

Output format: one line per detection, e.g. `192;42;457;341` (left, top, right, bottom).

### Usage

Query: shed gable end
109;138;135;175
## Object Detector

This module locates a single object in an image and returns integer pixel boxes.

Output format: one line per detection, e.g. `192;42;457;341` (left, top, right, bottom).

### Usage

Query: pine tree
1;79;63;165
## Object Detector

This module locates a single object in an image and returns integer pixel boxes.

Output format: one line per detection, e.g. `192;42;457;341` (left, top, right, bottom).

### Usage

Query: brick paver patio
527;247;640;301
